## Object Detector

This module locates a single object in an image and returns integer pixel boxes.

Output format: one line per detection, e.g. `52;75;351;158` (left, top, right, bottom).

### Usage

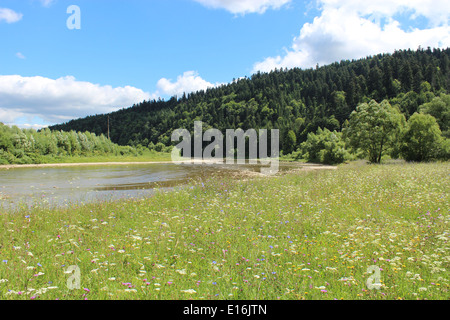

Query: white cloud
0;108;25;125
252;0;450;73
15;52;26;60
38;0;55;7
0;71;223;127
156;71;222;97
317;0;450;27
0;8;23;23
0;75;152;125
19;123;49;130
193;0;291;15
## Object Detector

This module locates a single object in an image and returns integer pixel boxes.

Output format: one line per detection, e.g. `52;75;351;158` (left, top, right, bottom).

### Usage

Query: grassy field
0;162;448;300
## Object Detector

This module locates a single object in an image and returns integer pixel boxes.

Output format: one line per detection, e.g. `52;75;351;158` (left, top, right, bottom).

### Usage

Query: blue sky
0;0;449;129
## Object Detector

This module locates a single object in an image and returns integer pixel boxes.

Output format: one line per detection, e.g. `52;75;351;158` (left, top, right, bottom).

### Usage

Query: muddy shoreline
0;159;221;169
0;160;337;170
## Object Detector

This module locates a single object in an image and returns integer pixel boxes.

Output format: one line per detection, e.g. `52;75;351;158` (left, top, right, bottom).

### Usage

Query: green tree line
46;47;449;163
294;96;449;164
0;124;138;165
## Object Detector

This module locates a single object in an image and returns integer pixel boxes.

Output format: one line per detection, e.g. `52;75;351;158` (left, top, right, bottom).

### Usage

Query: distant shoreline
0;160;215;169
0;160;337;170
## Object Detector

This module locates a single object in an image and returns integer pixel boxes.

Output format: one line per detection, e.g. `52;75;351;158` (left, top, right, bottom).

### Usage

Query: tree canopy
401;113;445;162
344;100;405;163
49;48;450;157
0;123;138;165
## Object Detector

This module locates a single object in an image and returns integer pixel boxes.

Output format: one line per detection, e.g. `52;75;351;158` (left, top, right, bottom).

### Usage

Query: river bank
0;160;337;170
0;160;198;169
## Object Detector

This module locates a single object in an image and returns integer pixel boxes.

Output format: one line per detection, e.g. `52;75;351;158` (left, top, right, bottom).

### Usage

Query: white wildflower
419;287;427;292
181;289;196;294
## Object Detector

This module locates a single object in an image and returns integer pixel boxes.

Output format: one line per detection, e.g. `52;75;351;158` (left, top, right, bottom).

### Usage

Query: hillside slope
50;48;450;153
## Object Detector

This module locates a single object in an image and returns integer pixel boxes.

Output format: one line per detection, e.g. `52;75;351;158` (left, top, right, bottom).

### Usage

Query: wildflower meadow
0;162;448;300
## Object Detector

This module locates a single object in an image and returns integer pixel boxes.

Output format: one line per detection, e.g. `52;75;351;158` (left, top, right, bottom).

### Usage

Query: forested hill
50;47;450;153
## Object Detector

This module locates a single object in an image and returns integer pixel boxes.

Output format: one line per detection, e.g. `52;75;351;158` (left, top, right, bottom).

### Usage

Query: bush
300;127;351;165
154;142;165;152
437;138;450;160
0;150;14;164
401;113;443;162
163;145;173;153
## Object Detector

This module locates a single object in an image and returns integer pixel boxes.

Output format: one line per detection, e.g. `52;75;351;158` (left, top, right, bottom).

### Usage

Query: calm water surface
0;162;305;209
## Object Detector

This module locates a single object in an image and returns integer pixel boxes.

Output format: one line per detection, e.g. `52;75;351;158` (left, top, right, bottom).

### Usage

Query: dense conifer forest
2;48;449;165
50;48;449;158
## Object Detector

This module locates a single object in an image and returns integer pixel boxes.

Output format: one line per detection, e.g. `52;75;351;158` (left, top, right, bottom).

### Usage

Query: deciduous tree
344;100;405;163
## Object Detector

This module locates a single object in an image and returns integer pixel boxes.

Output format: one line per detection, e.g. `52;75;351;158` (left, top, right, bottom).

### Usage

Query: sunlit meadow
0;162;448;300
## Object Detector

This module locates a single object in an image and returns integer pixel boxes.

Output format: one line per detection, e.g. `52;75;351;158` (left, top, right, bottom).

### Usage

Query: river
0;161;325;210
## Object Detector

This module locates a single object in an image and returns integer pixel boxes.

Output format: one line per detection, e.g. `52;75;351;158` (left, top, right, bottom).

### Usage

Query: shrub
401;113;443;162
300;127;351;165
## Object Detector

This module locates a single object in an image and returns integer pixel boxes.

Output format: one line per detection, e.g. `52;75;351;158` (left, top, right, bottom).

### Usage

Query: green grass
0;162;448;300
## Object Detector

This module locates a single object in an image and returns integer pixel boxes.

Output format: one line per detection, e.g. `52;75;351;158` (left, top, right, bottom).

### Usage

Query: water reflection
0;161;324;210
